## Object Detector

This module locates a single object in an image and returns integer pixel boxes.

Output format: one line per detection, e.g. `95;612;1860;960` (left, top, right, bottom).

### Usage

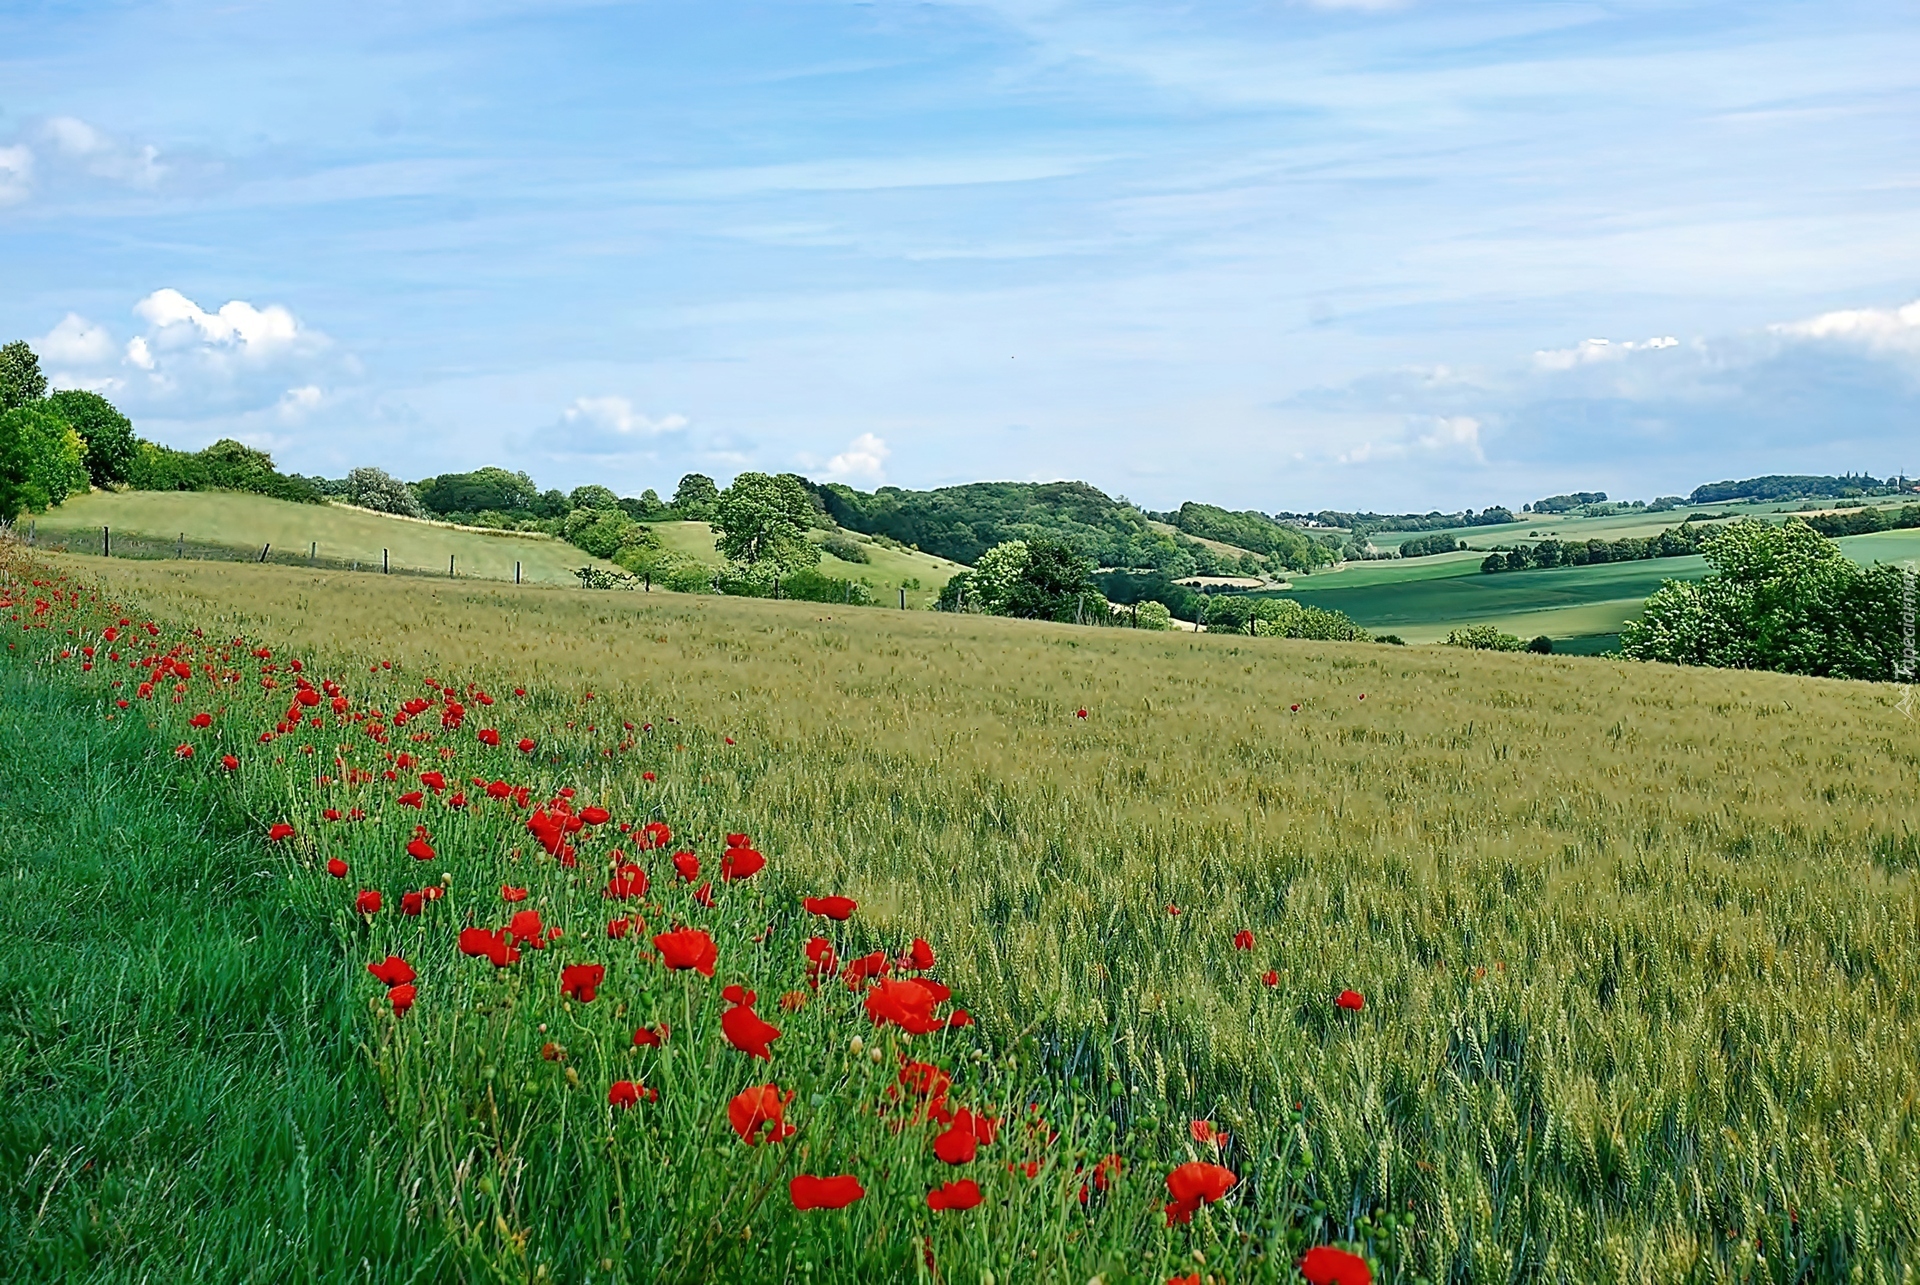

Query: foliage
1445;624;1525;651
719;567;875;605
821;532;870;563
573;565;642;590
1529;491;1606;513
1397;532;1463;558
1171;502;1332;570
968;540;1030;613
569;484;622;512
1203;593;1369;640
563;507;638;559
672;473;720;520
343;466;427;518
1133;599;1173;630
1283;505;1515;536
1620;519;1904;679
1526;635;1554;654
1479;519;1720;573
0;406;89;513
1095;569;1207;622
46;389;137;486
416;467;547;518
1799;503;1920;538
127;439;326;504
1690;473;1895;504
0;340;49;412
712;472;822;577
0;411;32;521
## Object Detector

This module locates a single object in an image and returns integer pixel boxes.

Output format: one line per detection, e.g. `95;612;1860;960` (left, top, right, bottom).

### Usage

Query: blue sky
3;0;1916;512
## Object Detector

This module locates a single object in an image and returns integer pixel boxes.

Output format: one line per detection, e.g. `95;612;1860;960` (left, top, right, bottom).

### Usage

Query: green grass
27;488;613;584
1367;495;1920;551
652;520;966;608
14;548;1920;1282
0;653;431;1282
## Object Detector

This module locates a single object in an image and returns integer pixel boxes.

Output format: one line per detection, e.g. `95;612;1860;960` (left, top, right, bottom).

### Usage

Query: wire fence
9;521;521;583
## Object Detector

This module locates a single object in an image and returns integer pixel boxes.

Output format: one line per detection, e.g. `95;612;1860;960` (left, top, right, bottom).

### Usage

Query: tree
563;507;637;559
345;466;427;518
672;473;719;520
569;484;621;512
711;473;819;577
45;389;135;486
0;341;48;413
0;406;89;511
415;467;541;516
969;540;1030;613
0;409;33;520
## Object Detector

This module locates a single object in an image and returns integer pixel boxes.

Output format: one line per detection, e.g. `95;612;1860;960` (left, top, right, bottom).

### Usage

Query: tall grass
9;550;1919;1282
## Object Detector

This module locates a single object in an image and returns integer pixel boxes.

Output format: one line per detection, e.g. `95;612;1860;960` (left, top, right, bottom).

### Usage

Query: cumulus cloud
1532;335;1679;371
0;145;32;205
39;313;118;366
135;288;305;353
1771;299;1920;355
278;385;324;421
823;432;891;483
541;395;689;455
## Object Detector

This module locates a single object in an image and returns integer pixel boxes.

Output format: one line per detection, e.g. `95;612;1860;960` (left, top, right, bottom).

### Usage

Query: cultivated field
6;547;1917;1282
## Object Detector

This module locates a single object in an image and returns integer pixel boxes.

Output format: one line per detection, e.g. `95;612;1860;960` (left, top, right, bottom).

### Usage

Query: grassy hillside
16;547;1919;1280
26;488;613;584
652;520;966;608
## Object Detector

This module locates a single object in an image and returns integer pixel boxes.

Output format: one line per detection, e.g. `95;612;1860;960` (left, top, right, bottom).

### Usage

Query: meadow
4;547;1918;1283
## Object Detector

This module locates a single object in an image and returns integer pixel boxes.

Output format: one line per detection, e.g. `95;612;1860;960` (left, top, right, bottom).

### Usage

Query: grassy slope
0;655;429;1282
651;520;966;608
29;489;613;585
1366;494;1920;550
1145;519;1267;564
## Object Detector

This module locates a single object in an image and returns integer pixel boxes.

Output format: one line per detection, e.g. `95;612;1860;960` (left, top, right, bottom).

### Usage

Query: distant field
1366;494;1920;551
25;489;613;585
652;520;966;608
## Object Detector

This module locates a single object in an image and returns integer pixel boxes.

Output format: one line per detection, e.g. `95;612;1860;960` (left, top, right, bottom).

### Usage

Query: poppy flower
477;728;500;747
1009;1161;1041;1179
388;983;416;1016
671;851;699;882
642;771;656;782
397;791;424;808
355;889;382;915
632;1023;668;1047
267;823;295;842
1076;708;1087;718
407;837;436;861
803;896;856;920
485;779;511;800
1167;904;1179;916
1232;930;1254;951
401;890;424;916
1301;1246;1373;1285
502;885;529;902
864;977;946;1035
419;770;447;794
1290;704;1300;712
653;926;717;975
605;864;648;900
789;1174;863;1211
507;909;546;947
691;881;714;907
1336;990;1365;1011
719;846;764;882
722;1003;782;1060
1164;1161;1236;1225
842;950;889;987
779;990;808;1011
728;1084;796;1145
458;926;520;968
579;805;611;825
367;955;415;987
561;962;605;1003
805;936;838;985
174;743;195;759
932;1112;979;1165
904;937;935;970
189;712;212;728
926;1179;983;1211
608;1080;657;1108
220;754;239;772
1190;1119;1224;1146
1078;1153;1124;1204
517;738;536;753
326;857;348;878
1262;970;1279;987
607;917;633;939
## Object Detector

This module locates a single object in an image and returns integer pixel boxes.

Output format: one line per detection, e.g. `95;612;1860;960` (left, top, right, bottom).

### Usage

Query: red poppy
864;977;946;1035
1290;704;1300;712
1009;1161;1041;1179
561;962;605;1003
842;950;889;986
1076;707;1087;718
653;926;717;975
401;890;424;916
189;712;212;728
608;1080;657;1108
1190;1119;1224;1146
607;917;633;939
1167;904;1179;916
926;1179;983;1211
517;738;536;753
904;937;935;970
719;846;764;881
1262;970;1279;987
1336;990;1365;1011
477;728;500;747
367;955;415;987
805;936;838;985
1078;1153;1124;1204
729;1084;796;1144
1164;1161;1236;1225
605;864;648;900
692;881;714;907
326;857;348;878
507;909;546;946
407;837;436;861
789;1174;863;1211
220;754;239;772
267;823;295;842
458;926;521;968
722;993;783;1060
397;791;424;808
632;1023;668;1047
671;851;699;881
174;744;195;759
1232;929;1254;950
642;771;656;782
803;896;856;920
579;805;611;825
485;779;511;800
502;885;529;902
355;889;382;915
932;1112;979;1165
1301;1246;1373;1285
388;983;416;1016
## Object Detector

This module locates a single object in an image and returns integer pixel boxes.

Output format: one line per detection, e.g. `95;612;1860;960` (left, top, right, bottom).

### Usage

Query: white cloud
824;432;891;482
134;288;308;354
39;313;117;365
1533;335;1679;371
1417;415;1484;460
278;385;324;421
41;116;166;188
44;116;107;157
1772;298;1920;354
0;144;32;205
126;336;154;370
540;395;689;455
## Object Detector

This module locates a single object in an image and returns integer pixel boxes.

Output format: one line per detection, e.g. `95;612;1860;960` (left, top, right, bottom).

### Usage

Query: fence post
102;526;110;558
449;555;455;579
310;541;316;566
383;548;389;574
515;561;522;585
258;543;271;563
176;533;183;559
899;587;906;610
644;573;650;592
773;577;780;600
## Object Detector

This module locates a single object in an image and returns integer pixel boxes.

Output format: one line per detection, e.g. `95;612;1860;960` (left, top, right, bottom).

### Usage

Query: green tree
416;467;542;516
0;406;89;511
969;540;1030;613
0;409;33;520
711;473;820;577
672;473;719;520
0;341;49;413
1002;538;1098;620
45;389;136;486
344;466;427;518
569;484;621;512
563;507;637;559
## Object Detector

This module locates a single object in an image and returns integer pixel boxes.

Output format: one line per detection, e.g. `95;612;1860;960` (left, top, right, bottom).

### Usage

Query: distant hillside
817;480;1178;571
1167;502;1331;569
1688;474;1907;504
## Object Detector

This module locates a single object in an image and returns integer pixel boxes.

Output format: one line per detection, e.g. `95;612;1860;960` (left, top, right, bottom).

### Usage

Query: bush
772;568;875;605
664;564;716;594
344;467;427;518
1445;625;1524;651
1527;635;1554;654
127;439;324;504
1376;634;1406;645
563;508;636;559
0;406;89;512
1400;532;1463;558
821;532;870;564
1135;600;1173;631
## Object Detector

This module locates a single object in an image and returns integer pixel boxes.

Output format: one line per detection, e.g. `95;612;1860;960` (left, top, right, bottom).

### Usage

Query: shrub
1445;625;1524;651
1135;600;1173;631
0;406;89;512
127;439;324;504
1527;635;1554;654
46;390;136;487
344;467;428;518
1376;634;1406;645
1400;532;1463;558
664;564;716;594
821;532;870;564
563;508;636;559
